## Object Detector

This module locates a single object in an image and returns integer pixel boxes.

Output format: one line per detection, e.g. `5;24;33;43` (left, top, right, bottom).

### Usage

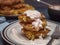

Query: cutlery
32;0;53;7
37;0;53;6
47;25;60;45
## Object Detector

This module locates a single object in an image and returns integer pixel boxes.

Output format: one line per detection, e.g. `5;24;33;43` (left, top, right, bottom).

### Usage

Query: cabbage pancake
18;10;50;40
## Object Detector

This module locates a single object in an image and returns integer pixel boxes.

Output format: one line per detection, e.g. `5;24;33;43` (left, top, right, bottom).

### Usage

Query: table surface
0;8;60;45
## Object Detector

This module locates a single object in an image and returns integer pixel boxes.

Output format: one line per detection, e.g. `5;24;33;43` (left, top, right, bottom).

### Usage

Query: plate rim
1;21;17;45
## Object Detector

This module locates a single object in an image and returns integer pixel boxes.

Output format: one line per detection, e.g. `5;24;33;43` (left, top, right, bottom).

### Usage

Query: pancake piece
0;0;24;6
0;0;34;15
18;10;50;40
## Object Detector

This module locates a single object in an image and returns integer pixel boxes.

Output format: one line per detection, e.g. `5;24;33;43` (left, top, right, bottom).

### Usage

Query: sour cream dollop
24;10;41;19
24;10;43;31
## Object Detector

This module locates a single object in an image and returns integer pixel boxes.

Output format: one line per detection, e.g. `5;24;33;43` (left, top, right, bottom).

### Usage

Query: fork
47;25;60;45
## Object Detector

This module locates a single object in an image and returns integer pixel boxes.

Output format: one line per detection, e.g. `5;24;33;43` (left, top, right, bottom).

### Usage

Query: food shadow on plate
5;16;18;20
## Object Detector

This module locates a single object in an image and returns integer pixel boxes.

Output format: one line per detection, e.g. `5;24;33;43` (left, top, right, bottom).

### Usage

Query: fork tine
51;25;60;39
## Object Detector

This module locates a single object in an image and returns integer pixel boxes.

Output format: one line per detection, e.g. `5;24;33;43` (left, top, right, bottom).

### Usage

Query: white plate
3;21;57;45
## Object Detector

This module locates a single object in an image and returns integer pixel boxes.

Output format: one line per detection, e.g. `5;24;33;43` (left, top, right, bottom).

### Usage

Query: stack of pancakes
0;0;34;15
18;10;50;40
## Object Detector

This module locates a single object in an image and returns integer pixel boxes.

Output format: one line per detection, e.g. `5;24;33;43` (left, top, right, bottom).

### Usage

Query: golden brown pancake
18;10;50;40
0;0;24;6
0;3;34;15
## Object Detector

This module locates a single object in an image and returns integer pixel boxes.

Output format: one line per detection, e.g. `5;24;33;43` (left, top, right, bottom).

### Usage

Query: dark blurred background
25;0;60;20
25;0;60;8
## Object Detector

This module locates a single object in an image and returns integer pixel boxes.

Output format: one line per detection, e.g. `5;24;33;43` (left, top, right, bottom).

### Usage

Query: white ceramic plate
2;21;57;45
